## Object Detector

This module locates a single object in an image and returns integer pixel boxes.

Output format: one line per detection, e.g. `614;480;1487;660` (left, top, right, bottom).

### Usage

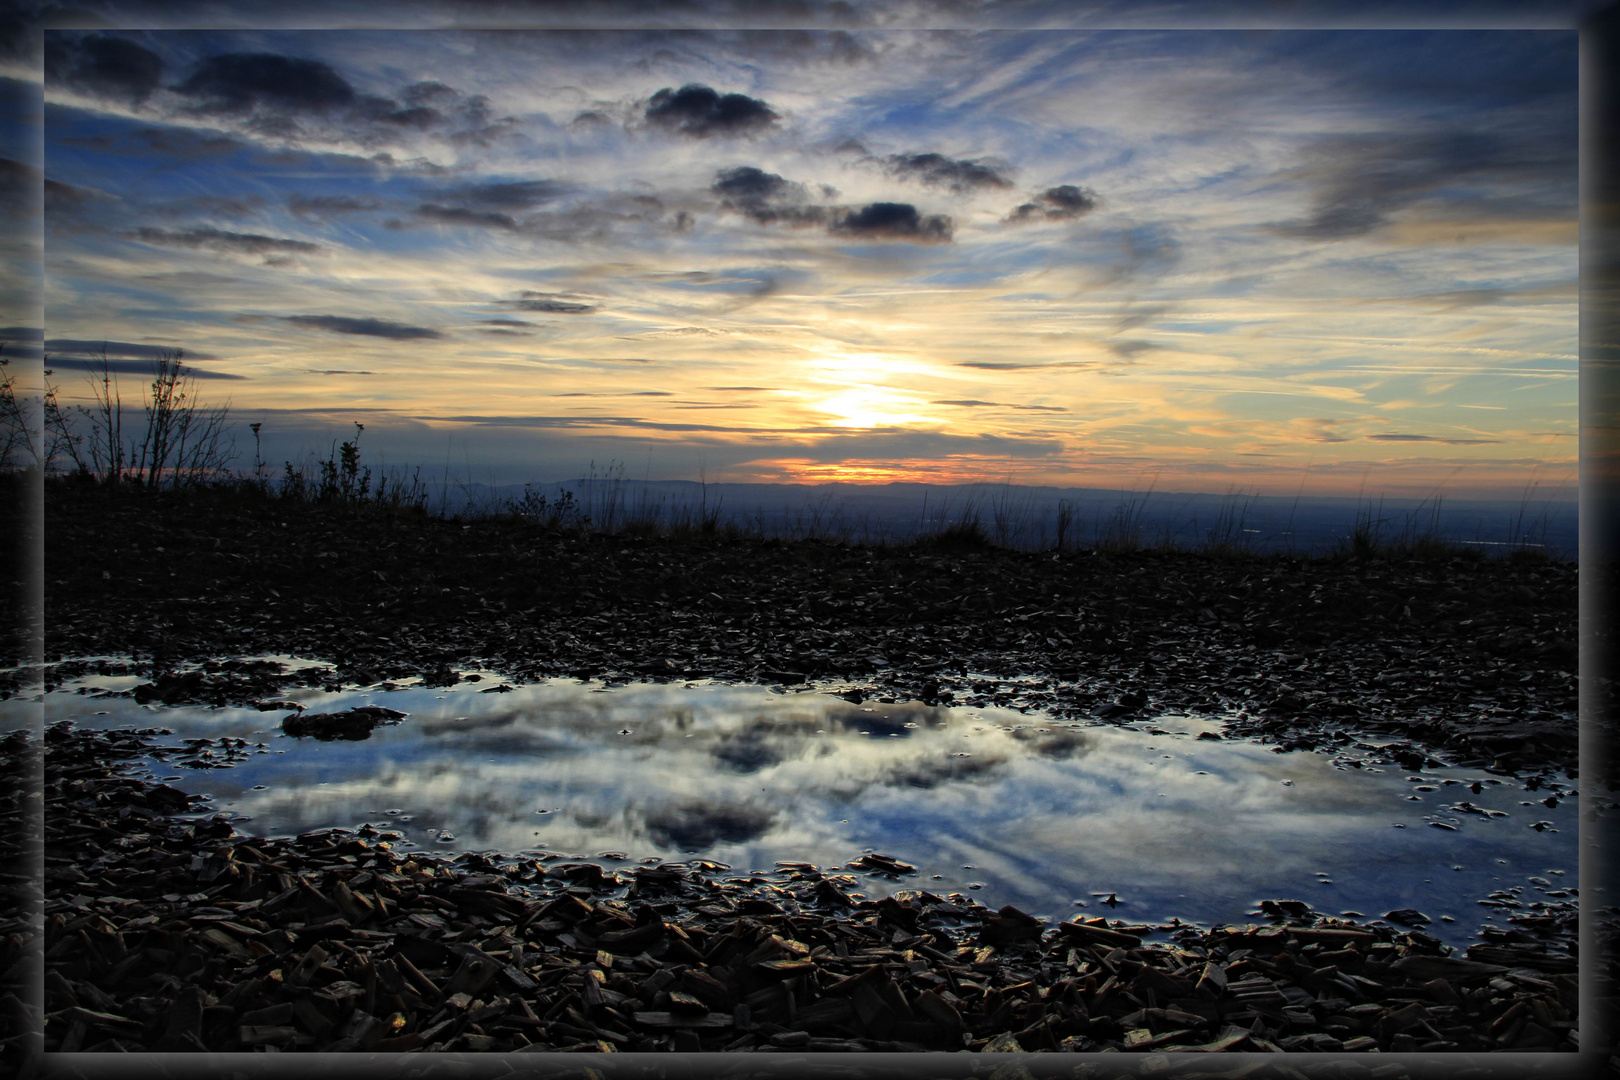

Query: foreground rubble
37;726;1578;1056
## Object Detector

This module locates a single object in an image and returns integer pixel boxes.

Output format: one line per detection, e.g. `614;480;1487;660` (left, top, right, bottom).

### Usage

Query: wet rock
281;707;406;741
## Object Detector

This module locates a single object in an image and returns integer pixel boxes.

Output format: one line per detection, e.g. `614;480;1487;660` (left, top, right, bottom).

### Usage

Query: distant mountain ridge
425;478;1577;557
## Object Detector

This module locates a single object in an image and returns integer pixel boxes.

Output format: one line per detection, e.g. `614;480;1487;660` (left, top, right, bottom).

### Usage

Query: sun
816;387;939;428
809;351;942;428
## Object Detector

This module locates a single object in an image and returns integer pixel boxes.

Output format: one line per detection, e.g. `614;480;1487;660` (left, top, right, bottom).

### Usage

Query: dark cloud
45;33;165;105
46;357;243;380
132;127;243;159
308;369;374;375
147;193;265;221
956;360;1096;371
0;157;37;196
378;105;442;128
478;318;535;328
1005;184;1098;224
643;801;776;850
1267;130;1573;241
505;291;599;315
644;83;779;138
280;315;442;340
438;179;568;210
713;165;793;203
418;203;519;230
829;202;952;243
779;429;1063;461
174;52;357;115
401;81;458;108
44;338;218;362
733;29;876;67
711;165;828;227
128;226;322;257
712;730;783;774
932;399;1065;412
1367;433;1501;445
882;152;1013;193
1107;339;1157;359
570;110;612;129
431;414;749;434
288;193;384;217
1109;223;1181;280
44;177;108;210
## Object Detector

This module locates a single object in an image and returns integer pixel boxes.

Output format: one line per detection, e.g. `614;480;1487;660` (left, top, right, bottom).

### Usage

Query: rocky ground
16;481;1582;778
0;481;1597;1070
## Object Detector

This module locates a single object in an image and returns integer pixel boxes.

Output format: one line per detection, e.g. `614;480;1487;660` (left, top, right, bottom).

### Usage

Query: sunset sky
18;26;1577;495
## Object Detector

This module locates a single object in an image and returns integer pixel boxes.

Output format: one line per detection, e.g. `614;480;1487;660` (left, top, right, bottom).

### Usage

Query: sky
9;24;1580;496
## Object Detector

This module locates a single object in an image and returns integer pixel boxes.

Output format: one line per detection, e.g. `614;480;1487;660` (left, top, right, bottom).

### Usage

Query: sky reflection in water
36;674;1574;947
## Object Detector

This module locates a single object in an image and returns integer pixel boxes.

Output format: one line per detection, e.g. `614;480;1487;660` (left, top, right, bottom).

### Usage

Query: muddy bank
33;726;1579;1055
19;483;1579;776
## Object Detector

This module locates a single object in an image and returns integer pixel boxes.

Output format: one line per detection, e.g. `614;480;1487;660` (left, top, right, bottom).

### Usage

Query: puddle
15;668;1575;949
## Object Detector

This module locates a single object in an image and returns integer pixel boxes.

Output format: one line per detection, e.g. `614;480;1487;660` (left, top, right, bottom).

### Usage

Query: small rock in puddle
281;706;407;741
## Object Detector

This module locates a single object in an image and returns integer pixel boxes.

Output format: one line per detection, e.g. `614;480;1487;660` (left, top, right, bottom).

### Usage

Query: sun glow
815;387;940;428
807;351;944;428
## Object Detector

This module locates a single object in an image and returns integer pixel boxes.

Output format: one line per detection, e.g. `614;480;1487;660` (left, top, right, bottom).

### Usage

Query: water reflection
26;675;1575;947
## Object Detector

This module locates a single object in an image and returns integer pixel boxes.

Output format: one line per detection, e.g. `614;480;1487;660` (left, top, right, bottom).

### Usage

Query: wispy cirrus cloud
126;226;322;259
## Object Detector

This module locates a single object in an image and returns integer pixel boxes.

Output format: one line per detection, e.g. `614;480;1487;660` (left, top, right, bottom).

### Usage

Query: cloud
376;105;441;128
643;800;776;850
279;315;442;340
1266;130;1572;241
407;179;569;231
932;399;1065;412
881;152;1014;193
478;318;534;328
47;357;244;380
829;202;951;243
713;165;794;203
401;81;457;109
644;83;779;138
733;29;877;67
174;52;357;115
45;33;165;106
1367;433;1501;445
768;429;1065;462
1005;184;1098;224
44;177;114;211
44;338;218;361
131;126;243;159
127;226;323;258
146;193;266;221
503;291;599;315
956;360;1096;371
711;165;828;227
437;179;569;210
288;193;384;217
417;204;518;230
